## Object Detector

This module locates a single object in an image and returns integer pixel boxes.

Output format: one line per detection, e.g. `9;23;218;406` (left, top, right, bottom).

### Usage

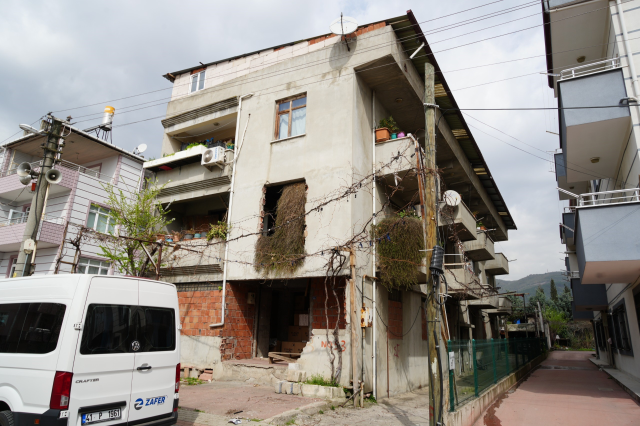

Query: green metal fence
447;338;547;411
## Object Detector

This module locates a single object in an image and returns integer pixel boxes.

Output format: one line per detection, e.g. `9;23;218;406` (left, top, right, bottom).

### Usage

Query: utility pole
14;116;65;277
424;63;442;426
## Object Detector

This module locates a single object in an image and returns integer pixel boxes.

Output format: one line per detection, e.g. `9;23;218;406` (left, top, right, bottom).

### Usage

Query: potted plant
377;117;400;142
183;229;194;240
194;232;202;239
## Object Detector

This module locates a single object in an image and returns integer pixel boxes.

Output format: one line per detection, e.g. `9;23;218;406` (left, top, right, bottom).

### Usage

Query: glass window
136;307;175;352
80;304;176;355
87;204;114;234
80;305;132;354
190;71;206;93
77;258;110;275
275;95;306;140
0;303;66;354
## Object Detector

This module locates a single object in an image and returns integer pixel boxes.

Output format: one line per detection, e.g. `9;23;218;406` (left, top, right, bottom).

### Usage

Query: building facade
148;11;516;398
0;126;145;277
544;0;640;380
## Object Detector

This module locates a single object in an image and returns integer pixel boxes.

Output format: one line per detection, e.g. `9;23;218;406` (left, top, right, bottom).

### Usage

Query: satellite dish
134;143;148;155
443;190;461;207
330;14;358;36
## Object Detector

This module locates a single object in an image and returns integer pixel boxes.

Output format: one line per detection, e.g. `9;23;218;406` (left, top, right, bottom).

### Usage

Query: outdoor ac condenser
201;147;225;170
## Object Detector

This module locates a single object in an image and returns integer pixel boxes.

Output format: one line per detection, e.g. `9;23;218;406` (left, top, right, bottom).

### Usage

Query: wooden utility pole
424;63;442;426
349;246;359;408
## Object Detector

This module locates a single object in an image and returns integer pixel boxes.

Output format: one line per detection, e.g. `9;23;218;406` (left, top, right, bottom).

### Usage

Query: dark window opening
262;184;287;236
612;301;633;355
0;303;66;354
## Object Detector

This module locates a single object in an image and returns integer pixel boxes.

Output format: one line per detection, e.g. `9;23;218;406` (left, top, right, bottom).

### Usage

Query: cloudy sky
0;0;566;280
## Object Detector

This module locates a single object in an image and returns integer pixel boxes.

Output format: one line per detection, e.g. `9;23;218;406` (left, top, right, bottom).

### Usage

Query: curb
261;399;344;425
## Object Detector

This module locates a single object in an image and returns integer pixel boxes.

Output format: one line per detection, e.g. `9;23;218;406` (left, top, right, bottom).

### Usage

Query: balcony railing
2;159;111;182
559;187;640;207
560;58;621;80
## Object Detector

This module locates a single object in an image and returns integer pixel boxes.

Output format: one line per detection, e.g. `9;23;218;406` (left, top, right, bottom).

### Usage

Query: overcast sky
0;0;567;280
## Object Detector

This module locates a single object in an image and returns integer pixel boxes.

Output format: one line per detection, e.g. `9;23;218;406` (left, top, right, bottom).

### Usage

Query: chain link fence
447;338;547;411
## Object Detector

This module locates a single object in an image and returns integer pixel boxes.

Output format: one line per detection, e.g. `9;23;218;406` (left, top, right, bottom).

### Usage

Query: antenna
329;13;358;51
443;190;462;207
133;143;148;156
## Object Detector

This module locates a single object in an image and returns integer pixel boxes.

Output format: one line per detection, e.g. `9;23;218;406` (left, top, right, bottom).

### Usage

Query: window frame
274;94;307;140
612;300;634;356
6;256;18;278
76;257;110;275
189;70;206;94
86;203;114;234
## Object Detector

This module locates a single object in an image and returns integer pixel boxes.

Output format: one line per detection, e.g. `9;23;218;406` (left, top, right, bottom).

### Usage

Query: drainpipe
371;90;378;400
210;93;254;328
617;0;640;98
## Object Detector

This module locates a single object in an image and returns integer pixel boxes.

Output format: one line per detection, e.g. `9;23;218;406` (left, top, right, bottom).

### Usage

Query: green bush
305;374;340;387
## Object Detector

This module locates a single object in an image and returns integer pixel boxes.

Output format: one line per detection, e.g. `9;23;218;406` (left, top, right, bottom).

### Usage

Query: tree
550;279;558;302
563;284;571;295
95;180;173;277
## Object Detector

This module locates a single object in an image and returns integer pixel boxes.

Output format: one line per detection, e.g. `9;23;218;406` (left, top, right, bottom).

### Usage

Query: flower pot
391;133;397;139
397;132;405;138
156;234;166;242
166;238;173;243
184;234;194;240
194;233;202;238
375;127;390;143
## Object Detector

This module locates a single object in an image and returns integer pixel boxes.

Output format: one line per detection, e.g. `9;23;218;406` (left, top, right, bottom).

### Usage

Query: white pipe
371;90;377;400
210;93;254;328
617;0;640;98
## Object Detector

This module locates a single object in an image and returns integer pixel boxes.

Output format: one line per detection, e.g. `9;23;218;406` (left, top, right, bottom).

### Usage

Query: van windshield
80;304;175;355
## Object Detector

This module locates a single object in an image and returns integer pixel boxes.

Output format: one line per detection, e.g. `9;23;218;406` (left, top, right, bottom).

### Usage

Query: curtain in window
198;71;205;90
191;75;198;93
291;107;306;137
278;114;289;139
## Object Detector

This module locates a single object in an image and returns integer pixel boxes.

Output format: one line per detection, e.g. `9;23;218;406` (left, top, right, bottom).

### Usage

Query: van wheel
0;411;13;426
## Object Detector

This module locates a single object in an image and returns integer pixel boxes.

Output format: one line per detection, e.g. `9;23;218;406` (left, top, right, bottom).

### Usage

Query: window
190;70;206;93
612;301;633;355
0;303;67;354
87;204;114;233
275;95;306;140
80;304;175;355
76;257;110;275
6;257;17;278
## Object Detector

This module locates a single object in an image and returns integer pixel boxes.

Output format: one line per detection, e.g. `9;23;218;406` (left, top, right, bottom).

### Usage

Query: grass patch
182;377;205;386
254;182;306;276
372;215;424;290
330;405;335;411
365;395;377;404
305;374;340;387
285;419;296;425
250;420;261;422
318;410;324;414
194;409;205;413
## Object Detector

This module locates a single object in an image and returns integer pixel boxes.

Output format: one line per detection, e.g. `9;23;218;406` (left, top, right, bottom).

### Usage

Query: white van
0;275;180;426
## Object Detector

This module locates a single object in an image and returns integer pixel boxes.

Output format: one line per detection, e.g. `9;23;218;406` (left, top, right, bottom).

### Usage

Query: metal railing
560;58;621;80
0;213;64;228
558;187;640;207
448;338;547;411
1;159;111;182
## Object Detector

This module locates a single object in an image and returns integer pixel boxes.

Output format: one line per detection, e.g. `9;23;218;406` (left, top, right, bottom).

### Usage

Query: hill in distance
497;271;569;301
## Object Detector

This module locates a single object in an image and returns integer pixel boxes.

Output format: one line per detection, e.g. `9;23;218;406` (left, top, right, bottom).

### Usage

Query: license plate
81;408;121;424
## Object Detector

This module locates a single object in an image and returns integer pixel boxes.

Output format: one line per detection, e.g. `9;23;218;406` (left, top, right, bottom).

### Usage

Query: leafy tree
563;284;571;295
95;180;173;277
550;279;558;302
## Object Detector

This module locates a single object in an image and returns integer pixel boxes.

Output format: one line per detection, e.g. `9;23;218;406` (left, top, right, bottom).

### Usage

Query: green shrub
304;374;340;387
207;221;229;240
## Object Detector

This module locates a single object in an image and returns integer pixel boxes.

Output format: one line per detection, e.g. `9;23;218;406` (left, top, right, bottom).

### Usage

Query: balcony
160;238;225;284
571;278;607;312
557;65;631;185
560;211;575;246
144;146;234;204
443;266;484;300
439;200;478;242
484;253;509;276
572;189;640;284
0;214;65;252
554;153;589;200
0;161;78;202
463;232;495;261
467;294;499;309
485;295;512;315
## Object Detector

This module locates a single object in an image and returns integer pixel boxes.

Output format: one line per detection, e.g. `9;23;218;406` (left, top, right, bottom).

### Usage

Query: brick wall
311;277;346;330
178;281;257;361
388;301;403;339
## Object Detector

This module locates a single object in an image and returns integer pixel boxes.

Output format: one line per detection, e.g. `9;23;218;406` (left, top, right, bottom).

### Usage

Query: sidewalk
474;351;640;426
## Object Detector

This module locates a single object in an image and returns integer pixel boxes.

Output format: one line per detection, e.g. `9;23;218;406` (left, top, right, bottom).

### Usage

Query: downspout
371;90;378;400
210;93;254;328
617;0;640;98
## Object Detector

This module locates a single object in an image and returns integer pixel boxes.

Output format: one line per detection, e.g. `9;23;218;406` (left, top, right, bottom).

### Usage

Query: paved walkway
475;351;640;426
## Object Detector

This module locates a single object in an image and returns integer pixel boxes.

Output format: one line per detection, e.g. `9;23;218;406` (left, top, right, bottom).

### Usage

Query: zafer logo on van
134;396;167;410
131;340;141;351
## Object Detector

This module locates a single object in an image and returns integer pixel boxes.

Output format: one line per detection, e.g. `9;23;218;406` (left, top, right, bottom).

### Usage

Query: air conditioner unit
201;147;225;170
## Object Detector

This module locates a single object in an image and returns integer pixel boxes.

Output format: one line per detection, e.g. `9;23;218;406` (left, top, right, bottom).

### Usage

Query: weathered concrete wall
180;334;222;370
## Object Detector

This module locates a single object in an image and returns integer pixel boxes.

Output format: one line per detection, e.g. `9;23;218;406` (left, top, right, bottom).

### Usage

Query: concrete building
0;123;145;277
544;0;640;381
148;10;516;398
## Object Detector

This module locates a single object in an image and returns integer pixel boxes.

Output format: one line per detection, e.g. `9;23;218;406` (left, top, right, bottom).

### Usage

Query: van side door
126;281;179;422
69;278;138;426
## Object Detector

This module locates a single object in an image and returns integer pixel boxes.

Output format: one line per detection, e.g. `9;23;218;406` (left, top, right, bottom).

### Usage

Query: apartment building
147;10;516;397
544;0;640;381
0;123;145;277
